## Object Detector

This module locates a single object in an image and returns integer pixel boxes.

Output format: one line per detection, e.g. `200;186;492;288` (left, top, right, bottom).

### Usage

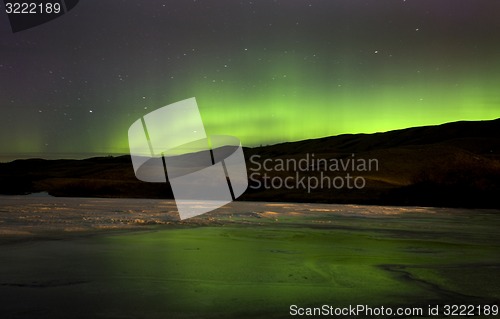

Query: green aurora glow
105;55;500;153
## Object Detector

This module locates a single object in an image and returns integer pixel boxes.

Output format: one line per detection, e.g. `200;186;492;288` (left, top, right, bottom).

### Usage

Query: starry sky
1;0;500;160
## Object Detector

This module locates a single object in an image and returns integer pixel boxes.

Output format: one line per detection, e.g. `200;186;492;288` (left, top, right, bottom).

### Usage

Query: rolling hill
1;119;499;208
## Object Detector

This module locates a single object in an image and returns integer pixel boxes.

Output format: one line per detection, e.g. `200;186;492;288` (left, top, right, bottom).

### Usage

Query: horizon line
2;117;499;162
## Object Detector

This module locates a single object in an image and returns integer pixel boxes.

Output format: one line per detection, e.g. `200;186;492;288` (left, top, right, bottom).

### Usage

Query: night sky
1;0;500;160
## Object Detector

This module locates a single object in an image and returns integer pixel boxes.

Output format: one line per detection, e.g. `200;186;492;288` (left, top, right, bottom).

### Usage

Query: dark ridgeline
1;119;499;208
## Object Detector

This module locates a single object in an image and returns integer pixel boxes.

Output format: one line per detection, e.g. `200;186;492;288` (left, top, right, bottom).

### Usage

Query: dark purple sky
1;0;499;160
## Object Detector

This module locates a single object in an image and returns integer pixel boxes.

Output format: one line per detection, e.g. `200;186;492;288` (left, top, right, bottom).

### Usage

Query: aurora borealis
1;0;500;160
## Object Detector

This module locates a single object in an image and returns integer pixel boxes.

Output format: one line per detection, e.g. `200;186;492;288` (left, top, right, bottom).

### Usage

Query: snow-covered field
1;194;497;237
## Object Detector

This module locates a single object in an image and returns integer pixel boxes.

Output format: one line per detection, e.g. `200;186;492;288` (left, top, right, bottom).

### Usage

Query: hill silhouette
1;119;499;208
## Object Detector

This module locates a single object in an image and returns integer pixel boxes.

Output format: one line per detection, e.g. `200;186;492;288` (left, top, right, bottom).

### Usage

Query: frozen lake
0;195;499;318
